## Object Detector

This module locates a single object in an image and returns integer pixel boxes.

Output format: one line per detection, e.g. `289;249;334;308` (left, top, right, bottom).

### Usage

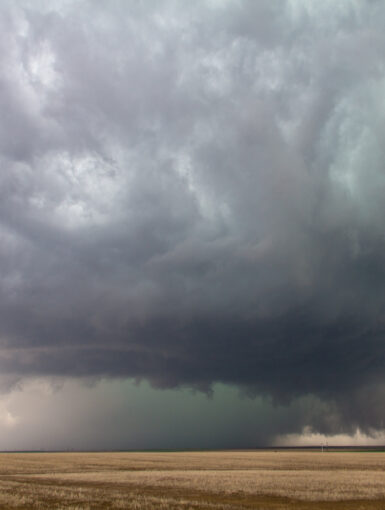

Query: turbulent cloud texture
1;0;385;437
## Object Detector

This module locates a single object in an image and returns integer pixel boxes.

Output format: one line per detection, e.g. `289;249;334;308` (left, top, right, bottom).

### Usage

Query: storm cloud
1;0;385;439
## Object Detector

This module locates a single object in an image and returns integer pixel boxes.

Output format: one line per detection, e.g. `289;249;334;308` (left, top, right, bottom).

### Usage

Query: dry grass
0;451;385;509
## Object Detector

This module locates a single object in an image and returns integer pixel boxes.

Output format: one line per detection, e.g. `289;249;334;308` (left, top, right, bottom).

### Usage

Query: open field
0;451;385;509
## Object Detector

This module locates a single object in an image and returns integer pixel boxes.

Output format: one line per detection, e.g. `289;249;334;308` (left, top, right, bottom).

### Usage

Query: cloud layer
1;0;385;436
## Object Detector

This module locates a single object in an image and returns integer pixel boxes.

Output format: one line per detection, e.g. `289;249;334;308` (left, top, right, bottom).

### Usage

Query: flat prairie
0;450;384;509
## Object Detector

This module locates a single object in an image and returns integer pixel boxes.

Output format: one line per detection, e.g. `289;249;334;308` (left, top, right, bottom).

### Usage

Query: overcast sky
1;0;385;449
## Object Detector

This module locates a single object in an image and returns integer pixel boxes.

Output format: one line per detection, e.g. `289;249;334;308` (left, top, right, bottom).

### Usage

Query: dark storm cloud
1;0;385;435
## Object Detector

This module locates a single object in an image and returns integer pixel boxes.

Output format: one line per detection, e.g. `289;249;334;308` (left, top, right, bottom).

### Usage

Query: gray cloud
1;0;385;439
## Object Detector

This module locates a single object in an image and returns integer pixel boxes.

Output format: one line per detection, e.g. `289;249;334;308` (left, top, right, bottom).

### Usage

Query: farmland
0;450;384;509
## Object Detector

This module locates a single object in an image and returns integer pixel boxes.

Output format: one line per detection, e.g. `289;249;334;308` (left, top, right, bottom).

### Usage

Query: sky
1;0;385;449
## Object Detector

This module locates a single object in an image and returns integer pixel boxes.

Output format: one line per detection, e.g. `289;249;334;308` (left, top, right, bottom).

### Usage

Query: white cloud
276;427;385;447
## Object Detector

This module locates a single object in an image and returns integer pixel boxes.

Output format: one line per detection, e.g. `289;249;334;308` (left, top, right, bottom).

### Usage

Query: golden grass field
0;450;384;509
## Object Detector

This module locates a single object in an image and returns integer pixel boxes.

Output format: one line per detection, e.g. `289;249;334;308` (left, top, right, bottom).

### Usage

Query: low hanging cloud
1;0;385;436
